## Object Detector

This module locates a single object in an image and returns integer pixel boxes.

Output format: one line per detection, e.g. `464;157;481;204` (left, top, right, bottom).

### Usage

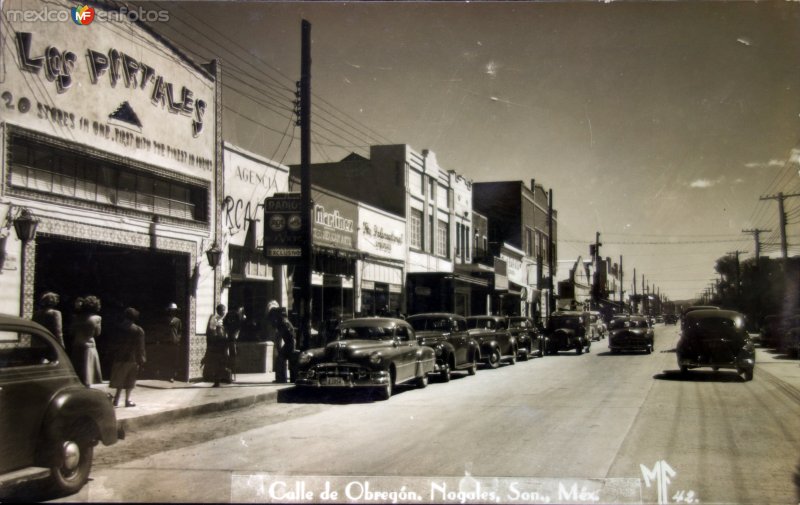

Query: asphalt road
46;324;800;504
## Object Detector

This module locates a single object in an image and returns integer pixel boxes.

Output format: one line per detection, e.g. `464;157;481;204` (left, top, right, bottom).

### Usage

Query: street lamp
13;208;39;243
205;241;222;270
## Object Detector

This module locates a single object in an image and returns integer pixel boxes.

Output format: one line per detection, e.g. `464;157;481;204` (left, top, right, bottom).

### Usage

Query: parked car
545;311;591;355
677;309;755;381
587;311;606;341
406;313;480;380
507;316;546;359
777;314;800;357
608;315;654;354
0;314;119;495
295;317;435;400
664;314;678;325
760;314;783;348
465;315;517;368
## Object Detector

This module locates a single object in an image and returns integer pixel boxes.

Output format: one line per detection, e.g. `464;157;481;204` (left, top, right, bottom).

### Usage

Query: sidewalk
92;372;295;432
754;345;800;400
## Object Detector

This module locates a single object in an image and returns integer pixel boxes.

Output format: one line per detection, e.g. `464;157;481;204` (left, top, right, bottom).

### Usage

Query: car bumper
678;357;754;370
295;365;389;388
610;344;650;351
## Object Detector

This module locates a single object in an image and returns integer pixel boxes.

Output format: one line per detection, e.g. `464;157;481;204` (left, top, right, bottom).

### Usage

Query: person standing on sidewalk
70;295;103;386
166;303;183;382
223;306;245;383
203;304;228;387
33;292;64;348
110;307;146;407
268;304;296;383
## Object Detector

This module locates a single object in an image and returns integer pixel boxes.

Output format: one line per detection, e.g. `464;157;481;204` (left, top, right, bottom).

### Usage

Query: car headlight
370;352;382;365
298;352;312;365
435;346;443;357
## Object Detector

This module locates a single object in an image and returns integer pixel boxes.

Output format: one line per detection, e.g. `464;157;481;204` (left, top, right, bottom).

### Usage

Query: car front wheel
440;362;451;382
486;348;501;369
744;368;754;381
376;381;392;401
467;354;478;375
416;373;429;388
49;435;94;495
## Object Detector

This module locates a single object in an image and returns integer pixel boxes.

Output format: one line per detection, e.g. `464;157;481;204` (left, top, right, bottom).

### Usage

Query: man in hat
166;302;183;382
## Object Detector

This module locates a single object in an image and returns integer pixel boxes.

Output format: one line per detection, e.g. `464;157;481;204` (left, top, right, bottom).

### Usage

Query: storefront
0;0;220;381
221;144;289;341
357;205;405;316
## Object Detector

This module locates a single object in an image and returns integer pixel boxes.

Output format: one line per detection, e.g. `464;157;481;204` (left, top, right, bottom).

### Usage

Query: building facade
1;0;221;380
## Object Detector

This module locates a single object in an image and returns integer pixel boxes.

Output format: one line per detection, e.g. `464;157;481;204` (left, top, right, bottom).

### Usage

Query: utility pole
727;250;748;302
547;189;555;318
742;228;770;262
619;255;624;313
633;268;638;314
760;192;800;260
298;19;313;350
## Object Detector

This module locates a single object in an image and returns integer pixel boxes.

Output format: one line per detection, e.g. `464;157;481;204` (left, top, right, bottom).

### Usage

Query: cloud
744;159;786;169
689;179;716;189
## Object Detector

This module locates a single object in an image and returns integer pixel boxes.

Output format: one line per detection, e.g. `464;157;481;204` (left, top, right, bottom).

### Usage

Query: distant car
0;314;119;494
608;315;654;354
545;311;591;355
655;315;664;324
677;309;755;381
664;314;678;325
465;315;517;368
587;311;606;341
507;316;546;359
295;317;435;400
406;313;480;380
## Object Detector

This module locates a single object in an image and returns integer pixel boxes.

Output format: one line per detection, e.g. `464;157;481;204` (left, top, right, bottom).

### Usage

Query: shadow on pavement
278;384;416;404
594;351;651;356
654;370;745;383
0;477;72;503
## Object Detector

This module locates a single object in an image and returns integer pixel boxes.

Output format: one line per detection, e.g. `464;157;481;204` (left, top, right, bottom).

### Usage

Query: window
409;169;423;196
396;326;410;341
9;134;208;222
525;227;534;256
428;178;435;202
409;209;423;250
0;331;58;368
436;219;448;257
455;223;461;257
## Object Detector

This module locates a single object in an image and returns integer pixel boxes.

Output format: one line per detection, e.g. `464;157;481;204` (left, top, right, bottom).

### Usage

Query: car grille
615;332;647;346
314;364;369;380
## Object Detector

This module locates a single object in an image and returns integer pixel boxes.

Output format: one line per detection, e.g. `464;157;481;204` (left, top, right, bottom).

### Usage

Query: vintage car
295;317;435;400
406;313;481;380
545;311;591;355
0;314;119;495
465;315;517;368
677;309;755;381
587;311;606;341
507;316;546;359
664;314;679;325
608;315;654;354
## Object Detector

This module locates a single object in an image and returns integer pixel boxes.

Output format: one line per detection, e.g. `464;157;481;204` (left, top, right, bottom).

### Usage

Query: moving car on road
507;316;546;360
664;314;678;325
0;314;119;495
295;317;435;400
406;313;480;380
587;311;606;341
545;311;591;355
677;309;755;381
608;315;654;354
465;315;517;368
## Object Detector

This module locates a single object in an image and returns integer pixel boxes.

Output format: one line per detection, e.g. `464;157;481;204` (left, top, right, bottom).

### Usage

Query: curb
116;388;288;432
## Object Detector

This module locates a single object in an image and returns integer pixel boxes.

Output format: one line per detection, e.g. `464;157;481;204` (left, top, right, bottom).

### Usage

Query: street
56;324;800;504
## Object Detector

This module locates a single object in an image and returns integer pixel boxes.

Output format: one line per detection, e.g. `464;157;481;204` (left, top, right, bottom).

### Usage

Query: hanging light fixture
13;208;39;243
205;241;222;269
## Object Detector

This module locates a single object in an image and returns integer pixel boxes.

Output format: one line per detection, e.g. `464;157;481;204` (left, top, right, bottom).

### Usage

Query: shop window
8;134;208;222
525;227;534;257
409;168;423;196
409;208;423;250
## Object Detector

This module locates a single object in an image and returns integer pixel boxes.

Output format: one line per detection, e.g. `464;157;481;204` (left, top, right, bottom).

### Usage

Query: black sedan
406;313;480;380
507;316;546;360
465;315;517;368
545;311;591;355
608;315;654;354
677;309;755;381
295;318;436;400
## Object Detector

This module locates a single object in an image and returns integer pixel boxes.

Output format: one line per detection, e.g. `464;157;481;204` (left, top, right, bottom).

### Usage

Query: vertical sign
263;193;304;262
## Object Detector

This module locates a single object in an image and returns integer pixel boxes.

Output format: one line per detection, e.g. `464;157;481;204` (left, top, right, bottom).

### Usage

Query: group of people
202;300;296;386
31;292;182;408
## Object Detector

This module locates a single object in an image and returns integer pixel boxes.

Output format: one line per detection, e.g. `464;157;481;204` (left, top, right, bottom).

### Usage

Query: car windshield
467;319;493;330
338;325;394;340
610;319;629;330
408;317;449;332
508;319;527;329
550;316;581;330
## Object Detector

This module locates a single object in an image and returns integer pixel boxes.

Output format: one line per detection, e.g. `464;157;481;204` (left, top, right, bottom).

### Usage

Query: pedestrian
203;303;228;387
268;304;296;383
166;302;183;382
33;291;64;348
109;307;146;407
70;295;103;386
223;306;246;382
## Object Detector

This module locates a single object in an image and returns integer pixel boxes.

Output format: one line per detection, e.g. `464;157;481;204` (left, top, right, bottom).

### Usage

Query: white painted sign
357;206;405;260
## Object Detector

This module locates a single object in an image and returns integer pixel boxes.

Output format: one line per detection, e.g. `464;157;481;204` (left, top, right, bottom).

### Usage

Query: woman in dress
33;291;64;347
109;307;146;407
70;295;103;386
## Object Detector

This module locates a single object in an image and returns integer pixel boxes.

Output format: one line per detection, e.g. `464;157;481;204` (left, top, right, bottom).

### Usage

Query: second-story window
410;208;423;250
436;219;448;257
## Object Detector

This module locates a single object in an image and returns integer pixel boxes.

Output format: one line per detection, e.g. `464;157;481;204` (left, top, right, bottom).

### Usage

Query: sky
145;0;800;302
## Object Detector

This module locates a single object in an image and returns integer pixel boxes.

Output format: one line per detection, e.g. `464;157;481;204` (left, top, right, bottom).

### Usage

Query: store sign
500;252;526;286
358;206;405;260
223;147;289;248
312;190;357;250
263;193;304;262
3;0;216;179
